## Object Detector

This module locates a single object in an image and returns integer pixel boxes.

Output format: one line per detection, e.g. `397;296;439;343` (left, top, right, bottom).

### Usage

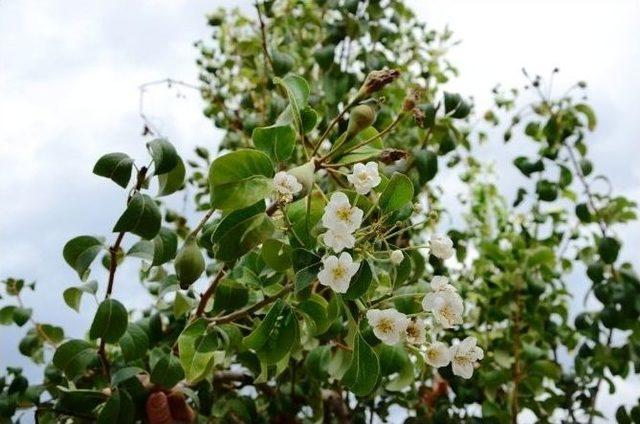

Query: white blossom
499;238;512;251
422;290;464;329
317;252;360;293
323;229;355;253
322;192;363;233
347;162;382;195
450;337;484;379
425;341;451;368
430;234;455;260
430;275;456;293
273;171;302;203
366;308;410;345
405;320;426;345
390;249;404;265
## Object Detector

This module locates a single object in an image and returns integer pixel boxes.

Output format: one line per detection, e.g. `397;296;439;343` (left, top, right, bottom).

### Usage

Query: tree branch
209;283;293;325
194;266;228;318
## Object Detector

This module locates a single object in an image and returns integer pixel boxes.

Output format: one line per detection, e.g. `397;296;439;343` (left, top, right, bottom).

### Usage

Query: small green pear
346;103;376;139
174;237;205;289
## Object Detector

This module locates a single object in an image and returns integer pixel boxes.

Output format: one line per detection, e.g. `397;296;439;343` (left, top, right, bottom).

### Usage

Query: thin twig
311;98;358;156
138;78;200;137
194;266;228;318
98;166;148;378
255;1;273;72
209;284;293;325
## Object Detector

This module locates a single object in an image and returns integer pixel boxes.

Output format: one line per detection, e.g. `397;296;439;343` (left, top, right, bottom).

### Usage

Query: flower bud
346;103;376;138
287;160;316;197
174;237;205;289
390;250;404;265
403;87;423;112
357;69;400;99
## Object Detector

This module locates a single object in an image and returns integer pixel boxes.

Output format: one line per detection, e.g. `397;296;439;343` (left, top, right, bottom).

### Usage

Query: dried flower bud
403;87;423;112
357;69;400;99
412;107;426;128
379;148;407;164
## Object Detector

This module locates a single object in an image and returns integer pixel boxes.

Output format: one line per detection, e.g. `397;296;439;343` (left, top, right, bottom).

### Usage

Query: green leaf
256;305;298;364
97;389;134;424
38;324;64;344
306;345;332;380
335;126;383;160
63;236;104;280
598;237;621;264
300;106;318;133
274;74;310;131
213;279;249;313
378;345;414;391
111;366;145;386
575;103;597;131
89;299;128;343
147;138;179;175
252;125;296;162
152;227;178;266
178;319;217;383
12;307;32;327
126;240;154;262
113;193;161;240
529;359;561;380
211;202;274;262
286;191;326;248
150;353;184;388
342;333;379;396
0;306;16;325
157;156;186;196
63;280;98;312
344;261;372;300
209;149;274;211
173;291;192;318
535;180;558;202
297;294;331;336
513;156;544;177
414;149;438;184
526;247;555;268
93;153;134;188
261;239;293;272
243;299;285;351
57;387;107;414
379;172;414;213
53;339;98;380
119;323;149;362
292;248;322;293
443;92;471;119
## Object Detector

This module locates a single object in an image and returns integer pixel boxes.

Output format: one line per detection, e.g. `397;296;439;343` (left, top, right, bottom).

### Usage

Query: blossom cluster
272;161;482;378
365;275;482;378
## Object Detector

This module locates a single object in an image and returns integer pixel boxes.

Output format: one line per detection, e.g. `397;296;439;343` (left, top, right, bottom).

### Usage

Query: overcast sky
1;1;638;422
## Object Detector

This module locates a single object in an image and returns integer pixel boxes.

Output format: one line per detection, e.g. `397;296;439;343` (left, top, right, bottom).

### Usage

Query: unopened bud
287;160;316;196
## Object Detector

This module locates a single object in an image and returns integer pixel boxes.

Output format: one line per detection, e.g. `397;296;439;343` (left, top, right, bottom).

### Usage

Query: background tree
0;1;638;423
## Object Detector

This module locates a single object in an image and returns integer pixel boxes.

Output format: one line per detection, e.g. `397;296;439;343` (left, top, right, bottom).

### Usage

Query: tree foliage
1;1;639;423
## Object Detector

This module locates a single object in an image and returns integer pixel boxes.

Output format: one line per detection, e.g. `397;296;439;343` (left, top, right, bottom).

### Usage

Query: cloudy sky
1;0;638;422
